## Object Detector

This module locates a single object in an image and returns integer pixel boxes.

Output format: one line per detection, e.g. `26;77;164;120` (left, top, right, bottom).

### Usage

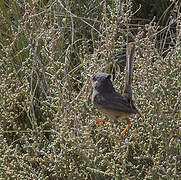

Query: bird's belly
97;106;131;121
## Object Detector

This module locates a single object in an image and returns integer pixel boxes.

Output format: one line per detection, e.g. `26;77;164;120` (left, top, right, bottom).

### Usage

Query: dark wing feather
94;92;138;114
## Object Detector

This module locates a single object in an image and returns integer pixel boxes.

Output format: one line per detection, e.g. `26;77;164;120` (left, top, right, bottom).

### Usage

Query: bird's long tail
122;42;135;100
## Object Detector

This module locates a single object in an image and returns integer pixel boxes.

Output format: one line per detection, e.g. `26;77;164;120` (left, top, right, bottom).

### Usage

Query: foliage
0;0;180;179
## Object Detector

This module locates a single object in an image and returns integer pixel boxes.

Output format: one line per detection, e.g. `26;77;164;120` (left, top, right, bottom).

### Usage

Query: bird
90;43;140;137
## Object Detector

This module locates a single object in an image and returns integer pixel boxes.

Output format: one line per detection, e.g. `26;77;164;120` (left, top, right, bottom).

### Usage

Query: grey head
91;72;115;93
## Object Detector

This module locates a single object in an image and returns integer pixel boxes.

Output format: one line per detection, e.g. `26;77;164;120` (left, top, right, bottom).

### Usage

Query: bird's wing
94;92;138;114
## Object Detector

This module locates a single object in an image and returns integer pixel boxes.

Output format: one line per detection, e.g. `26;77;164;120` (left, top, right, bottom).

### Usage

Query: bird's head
89;72;115;93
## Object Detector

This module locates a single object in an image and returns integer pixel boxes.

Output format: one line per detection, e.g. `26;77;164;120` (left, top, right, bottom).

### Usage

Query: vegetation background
0;0;180;179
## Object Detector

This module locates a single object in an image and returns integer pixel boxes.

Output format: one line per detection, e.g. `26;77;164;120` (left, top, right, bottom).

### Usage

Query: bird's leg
95;118;114;124
121;119;131;137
